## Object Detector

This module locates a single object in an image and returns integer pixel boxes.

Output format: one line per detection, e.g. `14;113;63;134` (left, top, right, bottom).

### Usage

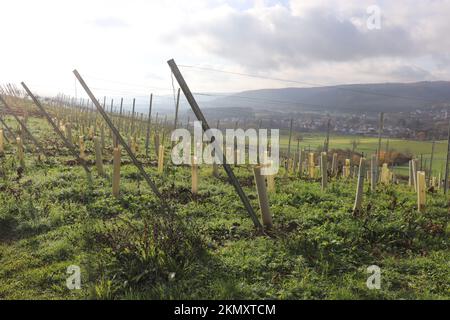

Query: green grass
279;133;447;177
0;116;449;300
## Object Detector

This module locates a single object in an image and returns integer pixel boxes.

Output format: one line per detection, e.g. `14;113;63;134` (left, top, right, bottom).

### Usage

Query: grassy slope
0;117;449;300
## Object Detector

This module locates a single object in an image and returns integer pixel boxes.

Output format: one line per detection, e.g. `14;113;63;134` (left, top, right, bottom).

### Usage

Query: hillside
205;81;450;114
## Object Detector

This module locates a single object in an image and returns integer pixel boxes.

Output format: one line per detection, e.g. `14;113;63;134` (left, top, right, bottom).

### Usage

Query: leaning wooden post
191;156;199;195
112;147;121;198
158;145;165;174
167;59;262;229
174;88;180;130
16;137;25;168
253;166;273;228
93;136;104;176
321;152;328;191
417;171;426;212
353;157;366;213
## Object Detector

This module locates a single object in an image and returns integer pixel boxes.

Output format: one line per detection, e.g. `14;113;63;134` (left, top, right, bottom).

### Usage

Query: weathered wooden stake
370;155;377;191
93;136;104;176
79;136;86;160
344;159;351;178
145;94;153;157
158;145;165;174
112;147;121;198
331;152;338;176
412;159;418;192
353;157;366;213
16;137;25;168
66;123;73;144
191;156;199;194
321;152;328;190
0;129;4;155
253;166;273;228
417;171;426;212
309;153;315;178
298;149;304;177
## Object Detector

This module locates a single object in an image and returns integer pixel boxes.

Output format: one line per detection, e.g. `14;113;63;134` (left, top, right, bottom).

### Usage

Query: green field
279;134;447;177
0;116;449;300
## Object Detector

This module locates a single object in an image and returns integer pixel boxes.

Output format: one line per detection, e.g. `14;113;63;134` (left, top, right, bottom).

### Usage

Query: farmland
0;111;449;300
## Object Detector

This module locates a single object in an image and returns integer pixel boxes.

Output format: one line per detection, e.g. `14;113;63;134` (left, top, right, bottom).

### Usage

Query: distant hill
204;81;450;114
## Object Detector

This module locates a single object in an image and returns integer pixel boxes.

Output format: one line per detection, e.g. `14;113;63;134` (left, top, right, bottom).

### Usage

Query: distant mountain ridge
204;81;450;114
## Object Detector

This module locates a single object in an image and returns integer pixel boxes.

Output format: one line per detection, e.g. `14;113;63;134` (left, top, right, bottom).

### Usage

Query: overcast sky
1;0;450;101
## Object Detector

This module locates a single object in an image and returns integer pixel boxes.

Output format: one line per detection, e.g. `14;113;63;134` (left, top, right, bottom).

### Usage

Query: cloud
168;3;423;71
91;17;129;28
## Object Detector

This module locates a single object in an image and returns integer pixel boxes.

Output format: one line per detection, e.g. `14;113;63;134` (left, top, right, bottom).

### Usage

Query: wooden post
331;152;338;176
79;135;86;160
408;160;413;187
321;152;328;191
174;88;180;130
309;153;315;178
131;98;136;136
293;137;300;174
112;147;121;198
93;136;104;176
154;133;160;159
0;129;4;155
417;171;426;212
324;118;331;153
100;124;105;150
16;137;25;168
429;140;435;182
253;166;273;228
145;94;153;157
370;154;376;191
66;123;73;144
344;159;351;178
353;158;366;213
88;125;94;140
381;163;390;184
376;112;384;168
286;118;293;173
298;149;304;177
191;156;199;195
167;59;262;229
158;145;164;174
412;159;418;192
444;118;450;194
